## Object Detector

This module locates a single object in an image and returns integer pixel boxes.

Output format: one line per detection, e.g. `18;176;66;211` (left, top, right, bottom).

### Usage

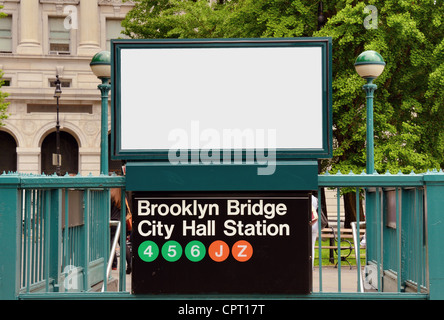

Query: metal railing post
49;189;62;291
82;189;90;291
424;174;444;299
102;221;120;292
119;186;127;292
317;188;323;292
0;174;21;299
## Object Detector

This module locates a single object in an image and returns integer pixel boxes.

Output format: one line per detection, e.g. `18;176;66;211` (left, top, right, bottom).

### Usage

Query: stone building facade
0;0;133;175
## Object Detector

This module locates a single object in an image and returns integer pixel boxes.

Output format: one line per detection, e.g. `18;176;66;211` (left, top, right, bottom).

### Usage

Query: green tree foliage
317;0;444;173
0;7;9;126
122;0;236;38
122;0;444;173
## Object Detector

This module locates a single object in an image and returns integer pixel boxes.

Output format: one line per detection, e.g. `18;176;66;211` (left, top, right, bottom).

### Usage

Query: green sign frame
111;37;332;162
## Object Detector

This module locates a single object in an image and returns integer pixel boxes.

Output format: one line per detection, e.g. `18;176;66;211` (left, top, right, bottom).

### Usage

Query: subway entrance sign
111;37;332;296
131;192;311;295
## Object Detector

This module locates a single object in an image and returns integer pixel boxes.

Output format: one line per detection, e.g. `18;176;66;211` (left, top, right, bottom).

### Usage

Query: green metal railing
0;173;126;299
316;170;440;299
19;187;115;293
2;170;444;300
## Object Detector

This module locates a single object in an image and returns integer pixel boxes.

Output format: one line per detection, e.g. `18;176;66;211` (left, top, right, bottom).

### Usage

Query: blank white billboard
112;39;332;160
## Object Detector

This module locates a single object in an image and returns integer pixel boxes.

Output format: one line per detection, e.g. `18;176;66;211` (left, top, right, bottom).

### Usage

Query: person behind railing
311;194;328;269
311;195;319;269
110;187;132;274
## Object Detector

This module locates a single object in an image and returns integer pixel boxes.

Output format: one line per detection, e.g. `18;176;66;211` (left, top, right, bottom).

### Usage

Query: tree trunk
343;192;365;228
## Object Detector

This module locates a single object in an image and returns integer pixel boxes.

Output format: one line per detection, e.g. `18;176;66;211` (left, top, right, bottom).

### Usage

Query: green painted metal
364;185;427;292
375;188;382;292
355;187;362;292
395;188;402;292
318;170;424;187
336;187;342;292
363;78;378;174
64;188;69;290
17;291;428;300
3;171;444;299
318;170;444;299
49;189;62;291
0;175;21;300
83;189;90;292
125;161;319;191
317;189;324;291
88;51;112;175
98;79;111;175
24;190;31;292
18;173;125;189
44;191;51;292
354;50;386;66
119;186;127;291
90;50;111;66
424;174;444;299
0;173;125;299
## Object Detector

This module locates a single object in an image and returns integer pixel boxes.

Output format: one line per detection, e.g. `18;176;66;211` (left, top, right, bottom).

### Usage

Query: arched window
41;131;79;175
0;131;17;173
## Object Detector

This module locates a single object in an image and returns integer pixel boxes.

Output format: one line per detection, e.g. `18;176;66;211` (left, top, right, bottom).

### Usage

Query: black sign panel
131;191;312;295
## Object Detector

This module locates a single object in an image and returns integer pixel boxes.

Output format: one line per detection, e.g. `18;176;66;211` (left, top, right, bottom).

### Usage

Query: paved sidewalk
111;263;362;294
110;259;132;293
312;266;363;292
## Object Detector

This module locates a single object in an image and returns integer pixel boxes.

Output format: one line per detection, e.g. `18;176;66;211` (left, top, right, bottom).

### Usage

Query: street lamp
54;75;62;175
354;50;385;174
90;50;111;175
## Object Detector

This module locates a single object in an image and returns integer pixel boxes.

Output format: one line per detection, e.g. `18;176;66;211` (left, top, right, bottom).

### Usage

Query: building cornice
99;0;134;6
39;0;79;4
4;88;104;102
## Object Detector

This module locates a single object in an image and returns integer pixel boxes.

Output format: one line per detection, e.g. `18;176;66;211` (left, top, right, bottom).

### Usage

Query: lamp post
354;50;385;174
90;51;111;175
54;75;62;176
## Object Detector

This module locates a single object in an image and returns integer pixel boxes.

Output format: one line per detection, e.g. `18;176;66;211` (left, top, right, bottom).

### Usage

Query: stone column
16;0;42;55
78;0;101;56
79;148;101;176
16;148;40;174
